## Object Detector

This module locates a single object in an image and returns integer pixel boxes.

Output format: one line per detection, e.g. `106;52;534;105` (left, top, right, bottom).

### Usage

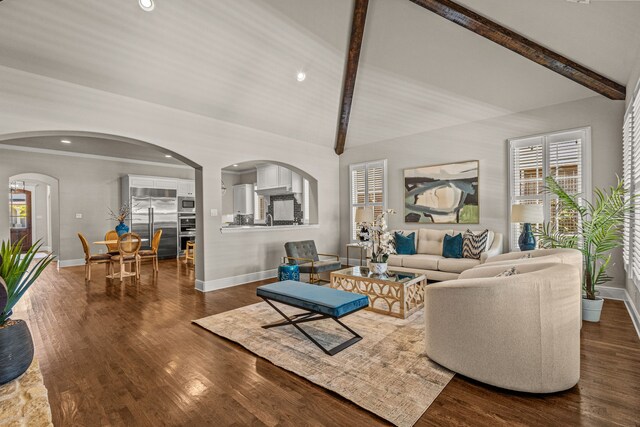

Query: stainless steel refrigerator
129;188;178;259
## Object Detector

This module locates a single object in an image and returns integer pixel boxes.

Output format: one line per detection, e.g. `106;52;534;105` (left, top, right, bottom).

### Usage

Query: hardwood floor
13;260;640;426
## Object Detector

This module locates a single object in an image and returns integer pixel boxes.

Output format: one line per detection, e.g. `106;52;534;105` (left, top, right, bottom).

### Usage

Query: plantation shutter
548;137;583;235
623;109;633;269
509;129;590;251
632;94;640;279
350;160;387;241
510;137;544;249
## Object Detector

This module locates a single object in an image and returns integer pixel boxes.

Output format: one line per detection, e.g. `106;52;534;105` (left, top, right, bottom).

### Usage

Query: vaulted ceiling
0;0;639;152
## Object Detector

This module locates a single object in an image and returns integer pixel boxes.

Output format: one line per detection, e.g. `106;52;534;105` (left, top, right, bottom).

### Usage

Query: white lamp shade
511;204;544;223
355;207;374;223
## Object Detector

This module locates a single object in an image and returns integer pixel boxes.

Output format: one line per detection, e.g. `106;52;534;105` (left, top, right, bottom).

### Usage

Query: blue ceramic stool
278;264;300;281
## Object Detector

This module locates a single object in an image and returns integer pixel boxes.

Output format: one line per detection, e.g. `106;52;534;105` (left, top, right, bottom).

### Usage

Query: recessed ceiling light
61;139;71;144
139;0;155;11
165;154;172;158
296;71;306;82
232;164;239;167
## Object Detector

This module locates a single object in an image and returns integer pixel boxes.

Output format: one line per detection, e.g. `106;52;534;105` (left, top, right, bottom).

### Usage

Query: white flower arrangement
366;209;396;263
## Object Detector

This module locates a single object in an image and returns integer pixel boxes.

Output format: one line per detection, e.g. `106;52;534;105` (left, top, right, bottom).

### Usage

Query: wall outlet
210;209;218;217
75;213;83;219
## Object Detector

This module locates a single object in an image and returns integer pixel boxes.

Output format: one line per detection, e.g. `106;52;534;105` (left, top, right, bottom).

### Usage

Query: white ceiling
0;135;186;165
0;0;639;151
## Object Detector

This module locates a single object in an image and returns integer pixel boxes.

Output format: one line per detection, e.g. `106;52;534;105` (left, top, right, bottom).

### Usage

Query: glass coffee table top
334;266;423;284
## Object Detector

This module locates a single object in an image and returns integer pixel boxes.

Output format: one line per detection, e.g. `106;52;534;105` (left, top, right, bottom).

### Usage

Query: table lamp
355;207;374;242
511;204;544;251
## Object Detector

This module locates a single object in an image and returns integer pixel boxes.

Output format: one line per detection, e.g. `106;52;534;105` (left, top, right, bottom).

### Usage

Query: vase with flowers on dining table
108;203;132;236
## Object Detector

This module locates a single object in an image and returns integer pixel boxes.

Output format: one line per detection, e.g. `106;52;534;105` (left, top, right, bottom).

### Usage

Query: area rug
194;302;454;427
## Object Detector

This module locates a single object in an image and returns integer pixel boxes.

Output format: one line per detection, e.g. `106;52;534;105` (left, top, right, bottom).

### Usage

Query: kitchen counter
220;224;319;233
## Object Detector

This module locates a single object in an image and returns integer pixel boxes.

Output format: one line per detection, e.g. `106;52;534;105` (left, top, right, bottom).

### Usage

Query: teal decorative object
278;264;300;281
115;222;129;236
394;232;416;255
442;233;463;258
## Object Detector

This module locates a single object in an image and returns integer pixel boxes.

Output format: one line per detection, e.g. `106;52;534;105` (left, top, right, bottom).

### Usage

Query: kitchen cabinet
233;184;254;215
129;176;179;190
177;180;195;197
256;164;303;195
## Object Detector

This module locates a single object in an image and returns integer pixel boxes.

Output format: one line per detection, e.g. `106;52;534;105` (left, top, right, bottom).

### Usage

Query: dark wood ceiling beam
409;0;626;100
335;0;369;155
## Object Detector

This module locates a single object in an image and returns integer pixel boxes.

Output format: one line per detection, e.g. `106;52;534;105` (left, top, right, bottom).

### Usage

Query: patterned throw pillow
520;253;533;259
462;229;489;259
495;266;518;277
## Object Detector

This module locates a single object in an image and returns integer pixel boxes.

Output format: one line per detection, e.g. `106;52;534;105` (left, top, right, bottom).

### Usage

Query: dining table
92;238;149;280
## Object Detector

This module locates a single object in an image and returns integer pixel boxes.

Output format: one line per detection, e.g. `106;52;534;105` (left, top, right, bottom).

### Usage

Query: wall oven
179;215;196;234
178;196;195;213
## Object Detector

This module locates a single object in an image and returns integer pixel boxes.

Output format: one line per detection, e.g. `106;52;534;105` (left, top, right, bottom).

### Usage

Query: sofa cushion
395;232;416;255
393;229;418;251
403;254;442;270
438;257;481;274
387;254;407;267
298;260;341;273
442;233;463;258
417;229;454;255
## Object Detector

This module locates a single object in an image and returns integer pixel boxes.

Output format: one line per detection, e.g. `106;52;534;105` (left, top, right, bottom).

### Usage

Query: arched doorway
0;130;204;281
8;173;60;256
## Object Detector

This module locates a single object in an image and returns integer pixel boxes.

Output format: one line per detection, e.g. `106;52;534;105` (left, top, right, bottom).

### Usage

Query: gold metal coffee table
330;267;426;319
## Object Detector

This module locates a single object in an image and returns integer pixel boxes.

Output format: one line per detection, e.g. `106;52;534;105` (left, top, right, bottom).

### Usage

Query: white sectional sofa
387;228;504;281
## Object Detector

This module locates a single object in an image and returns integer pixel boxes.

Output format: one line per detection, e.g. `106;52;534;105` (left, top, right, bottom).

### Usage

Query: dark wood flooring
12;260;640;426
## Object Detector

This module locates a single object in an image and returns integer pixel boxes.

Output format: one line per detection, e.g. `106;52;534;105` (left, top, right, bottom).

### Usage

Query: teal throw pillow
395;232;416;255
442;233;463;259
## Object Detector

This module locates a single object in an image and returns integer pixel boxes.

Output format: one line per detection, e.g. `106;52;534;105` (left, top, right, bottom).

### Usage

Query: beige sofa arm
480;233;503;263
424;263;581;393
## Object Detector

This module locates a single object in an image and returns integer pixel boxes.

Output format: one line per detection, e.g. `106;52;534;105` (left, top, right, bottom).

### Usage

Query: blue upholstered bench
256;281;369;355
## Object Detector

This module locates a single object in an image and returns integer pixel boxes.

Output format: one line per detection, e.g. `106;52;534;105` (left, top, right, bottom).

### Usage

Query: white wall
340;95;626;288
0;65;341;289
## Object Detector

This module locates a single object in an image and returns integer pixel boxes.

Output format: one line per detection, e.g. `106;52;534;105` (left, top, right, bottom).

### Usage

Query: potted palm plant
0;238;54;384
537;176;635;322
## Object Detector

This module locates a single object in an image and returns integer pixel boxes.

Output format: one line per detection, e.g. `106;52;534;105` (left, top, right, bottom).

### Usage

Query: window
624;83;640;280
508;128;591;250
349;160;387;241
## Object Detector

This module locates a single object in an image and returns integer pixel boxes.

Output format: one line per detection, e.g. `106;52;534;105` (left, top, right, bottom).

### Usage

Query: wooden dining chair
109;232;142;283
104;230;119;255
78;233;112;281
139;229;162;273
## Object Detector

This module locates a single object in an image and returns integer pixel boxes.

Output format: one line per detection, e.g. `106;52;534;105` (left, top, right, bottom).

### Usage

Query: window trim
349;159;388;243
507;127;592;251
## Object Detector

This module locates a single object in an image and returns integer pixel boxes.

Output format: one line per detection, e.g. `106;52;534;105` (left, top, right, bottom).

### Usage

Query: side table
346;243;367;267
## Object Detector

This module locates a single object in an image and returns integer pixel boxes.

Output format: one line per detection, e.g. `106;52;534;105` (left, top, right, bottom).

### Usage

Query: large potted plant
366;209;396;275
0;239;54;384
538;176;635;322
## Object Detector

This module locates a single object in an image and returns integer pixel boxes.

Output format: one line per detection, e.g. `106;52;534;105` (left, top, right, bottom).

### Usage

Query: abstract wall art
404;160;479;224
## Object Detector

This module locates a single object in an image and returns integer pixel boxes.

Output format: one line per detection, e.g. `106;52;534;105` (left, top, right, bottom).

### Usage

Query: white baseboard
599;286;640;339
196;269;278;292
597;285;627;301
57;259;85;268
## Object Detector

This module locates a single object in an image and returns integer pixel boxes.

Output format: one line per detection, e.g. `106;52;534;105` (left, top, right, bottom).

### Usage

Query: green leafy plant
0;238;55;326
537;176;636;300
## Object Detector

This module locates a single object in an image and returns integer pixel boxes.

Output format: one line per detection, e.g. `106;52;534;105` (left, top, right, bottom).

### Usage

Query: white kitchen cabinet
153;178;179;190
177;180;195;197
278;167;292;188
233;184;254;215
256;164;303;195
257;164;279;190
129;176;180;190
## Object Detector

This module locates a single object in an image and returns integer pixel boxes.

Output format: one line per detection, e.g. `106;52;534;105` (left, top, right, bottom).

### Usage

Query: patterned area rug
194;303;454;427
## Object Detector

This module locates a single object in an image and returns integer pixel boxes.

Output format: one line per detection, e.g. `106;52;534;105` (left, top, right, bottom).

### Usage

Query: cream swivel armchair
483;248;583;275
424;262;581;393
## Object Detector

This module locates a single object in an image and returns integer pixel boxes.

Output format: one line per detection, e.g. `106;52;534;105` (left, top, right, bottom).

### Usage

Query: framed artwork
404;160;479;224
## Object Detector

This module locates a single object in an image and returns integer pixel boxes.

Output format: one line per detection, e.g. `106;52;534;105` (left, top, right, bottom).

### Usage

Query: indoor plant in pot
367;209;396;275
538;176;635;322
0;238;54;384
